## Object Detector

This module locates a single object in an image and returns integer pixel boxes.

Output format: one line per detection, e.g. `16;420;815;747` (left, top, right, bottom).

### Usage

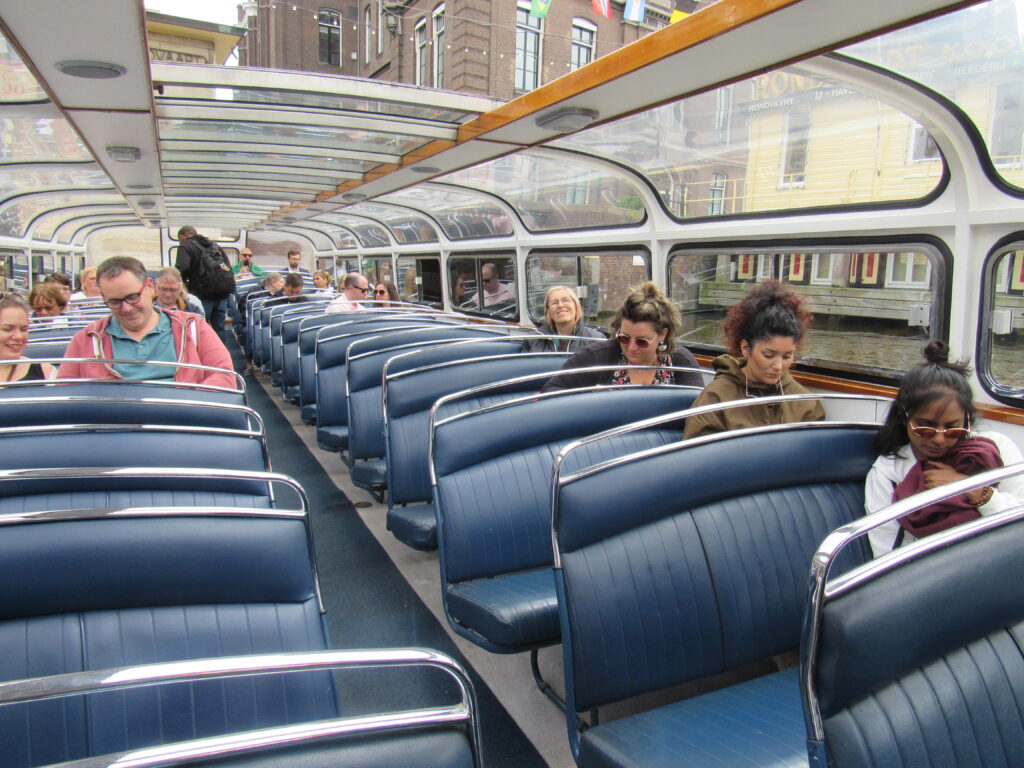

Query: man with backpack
175;225;235;341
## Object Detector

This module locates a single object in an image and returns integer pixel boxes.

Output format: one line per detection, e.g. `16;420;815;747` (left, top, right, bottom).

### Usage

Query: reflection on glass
442;150;645;232
397;255;442;303
345;202;438;244
377;187;513;240
0;193;129;238
0;118;91;164
0;35;47;102
449;256;518;319
554;64;943;219
525;249;649;328
0;168;113;204
31;204;134;241
310;213;390;248
361;257;393;288
842;0;1024;190
668;246;942;374
989;248;1024;390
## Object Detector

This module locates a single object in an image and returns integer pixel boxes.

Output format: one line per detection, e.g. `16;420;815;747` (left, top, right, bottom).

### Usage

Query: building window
318;9;341;67
515;4;541;92
908;121;941;162
414;19;428;86
991;81;1024;167
714;85;732;144
810;253;835;285
377;2;385;54
780;111;809;188
570;19;596;71
708;172;726;216
433;5;445;88
364;7;372;63
886;252;932;288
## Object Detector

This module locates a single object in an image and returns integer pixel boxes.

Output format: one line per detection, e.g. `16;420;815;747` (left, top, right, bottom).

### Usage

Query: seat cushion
351;459;387;489
387;504;437;551
445;569;559;650
301;405;318;424
316;425;348;452
578;667;807;768
285;385;300;403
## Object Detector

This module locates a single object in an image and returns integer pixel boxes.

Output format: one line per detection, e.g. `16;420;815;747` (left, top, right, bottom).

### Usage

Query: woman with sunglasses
523;285;605;353
0;294;56;383
865;340;1023;556
683;280;823;439
542;282;702;391
372;281;399;306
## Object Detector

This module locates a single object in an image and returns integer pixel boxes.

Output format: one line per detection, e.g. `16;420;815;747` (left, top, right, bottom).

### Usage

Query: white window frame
364;6;372;64
432;4;445;89
779;111;809;189
570;18;596;72
885;252;932;288
990;81;1024;169
377;1;384;55
515;2;542;93
708;171;726;216
414;18;428;87
714;85;732;144
810;253;835;285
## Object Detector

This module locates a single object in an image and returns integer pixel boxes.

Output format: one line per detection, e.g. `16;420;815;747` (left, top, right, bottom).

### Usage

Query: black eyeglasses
104;291;145;310
615;333;655;349
355;286;370;294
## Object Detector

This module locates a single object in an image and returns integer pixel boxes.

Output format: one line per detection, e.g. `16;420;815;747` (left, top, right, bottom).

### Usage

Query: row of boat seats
384;348;574;549
430;382;703;654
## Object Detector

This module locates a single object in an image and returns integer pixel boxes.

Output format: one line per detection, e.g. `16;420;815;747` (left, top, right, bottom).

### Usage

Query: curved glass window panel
0;193;128;238
841;0;1024;190
158;119;421;158
0;35;47;102
396;255;442;303
361;257;393;288
441;150;646;232
525;249;649;327
344;202;438;244
309;213;390;247
161;150;369;174
158;84;482;123
0;118;91;163
0;168;112;204
378;186;514;240
986;247;1024;394
164;169;340;187
554;69;943;219
32;204;134;241
448;255;518;320
668;244;946;376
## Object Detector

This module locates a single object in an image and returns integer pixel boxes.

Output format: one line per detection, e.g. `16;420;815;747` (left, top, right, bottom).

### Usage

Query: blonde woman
523;285;604;353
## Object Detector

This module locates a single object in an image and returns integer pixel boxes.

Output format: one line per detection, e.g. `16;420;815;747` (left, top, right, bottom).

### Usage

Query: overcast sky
145;0;243;26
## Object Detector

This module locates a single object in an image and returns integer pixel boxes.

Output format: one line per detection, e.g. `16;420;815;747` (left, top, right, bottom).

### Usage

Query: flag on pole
592;0;612;19
624;0;646;23
530;0;552;18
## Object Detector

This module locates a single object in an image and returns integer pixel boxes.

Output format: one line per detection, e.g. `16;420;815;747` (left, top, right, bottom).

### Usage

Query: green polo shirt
108;310;178;380
232;263;267;278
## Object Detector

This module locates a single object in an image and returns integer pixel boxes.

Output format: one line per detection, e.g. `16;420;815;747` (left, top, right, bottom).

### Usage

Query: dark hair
875;340;977;456
610;282;681;353
177;225;196;238
284;272;304;289
45;271;72;288
721;280;812;356
29;282;68;310
96;256;148;284
287;249;301;258
377;281;399;302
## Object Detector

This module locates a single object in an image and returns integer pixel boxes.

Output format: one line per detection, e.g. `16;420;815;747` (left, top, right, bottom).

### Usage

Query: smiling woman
0;294;56;383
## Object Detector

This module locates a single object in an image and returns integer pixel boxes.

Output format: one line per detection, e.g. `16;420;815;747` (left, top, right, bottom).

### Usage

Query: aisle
234;340;555;768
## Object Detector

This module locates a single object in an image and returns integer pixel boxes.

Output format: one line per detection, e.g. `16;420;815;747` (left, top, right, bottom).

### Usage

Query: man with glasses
58;256;234;388
232;248;266;279
473;262;515;307
326;273;370;312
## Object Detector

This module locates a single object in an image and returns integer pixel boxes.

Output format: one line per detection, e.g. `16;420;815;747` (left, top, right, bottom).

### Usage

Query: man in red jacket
58;256;236;389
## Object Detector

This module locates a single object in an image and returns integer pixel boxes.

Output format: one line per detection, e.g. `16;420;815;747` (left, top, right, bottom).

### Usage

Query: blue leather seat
433;386;700;653
0;381;245;406
267;300;331;387
384;347;568;550
554;422;879;767
297;314;357;422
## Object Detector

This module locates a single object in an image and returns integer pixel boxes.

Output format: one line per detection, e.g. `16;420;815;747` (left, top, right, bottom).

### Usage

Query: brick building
238;0;710;101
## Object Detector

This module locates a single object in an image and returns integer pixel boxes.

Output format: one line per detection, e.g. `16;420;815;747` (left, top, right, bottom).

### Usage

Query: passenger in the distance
326;273;370;312
865;340;1024;557
29;282;70;327
0;294;56;383
264;273;311;306
312;270;335;295
542;282;702;391
683;280;823;439
372;281;399;306
154;267;206;318
70;267;101;301
523;285;605;353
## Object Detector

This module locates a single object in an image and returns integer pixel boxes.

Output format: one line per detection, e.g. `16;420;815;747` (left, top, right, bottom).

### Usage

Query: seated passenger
542;282;702;391
29;282;70;328
0;295;56;383
467;262;515;307
371;281;399;306
264;272;311;306
865;340;1024;557
58;256;234;388
326;273;370;312
523;285;605;353
312;270;335;295
683;280;824;439
69;266;101;301
155;266;206;318
232;248;266;279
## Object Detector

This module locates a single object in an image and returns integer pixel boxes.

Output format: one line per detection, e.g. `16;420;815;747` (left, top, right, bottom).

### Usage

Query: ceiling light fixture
410;166;441;174
137;200;156;209
342;192;367;202
106;146;141;163
535;106;600;133
126;183;153;190
56;60;127;79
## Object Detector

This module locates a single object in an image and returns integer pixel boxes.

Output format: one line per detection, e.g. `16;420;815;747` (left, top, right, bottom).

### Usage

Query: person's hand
922;461;967;489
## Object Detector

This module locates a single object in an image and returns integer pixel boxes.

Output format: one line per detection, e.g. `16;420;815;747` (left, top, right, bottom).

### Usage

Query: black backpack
191;241;235;300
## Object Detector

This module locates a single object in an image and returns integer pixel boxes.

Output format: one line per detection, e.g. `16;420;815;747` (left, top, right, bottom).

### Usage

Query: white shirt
865;430;1024;557
325;296;362;313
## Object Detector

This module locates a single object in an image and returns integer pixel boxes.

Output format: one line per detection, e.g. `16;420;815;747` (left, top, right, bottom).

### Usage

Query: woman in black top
0;295;56;384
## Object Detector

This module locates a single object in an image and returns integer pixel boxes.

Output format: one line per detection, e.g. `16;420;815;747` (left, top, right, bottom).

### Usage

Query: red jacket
58;309;237;390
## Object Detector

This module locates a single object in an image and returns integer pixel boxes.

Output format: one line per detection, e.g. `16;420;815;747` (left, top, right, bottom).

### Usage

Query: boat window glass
668;244;947;377
0;34;47;102
0;118;92;164
553;66;944;219
440;150;646;232
983;245;1024;400
31;205;136;242
842;0;1024;193
397;255;442;304
0;194;130;239
0;169;113;206
376;187;514;240
2;249;28;293
309;213;390;248
361;257;394;287
525;248;650;328
344;203;438;244
448;255;518;320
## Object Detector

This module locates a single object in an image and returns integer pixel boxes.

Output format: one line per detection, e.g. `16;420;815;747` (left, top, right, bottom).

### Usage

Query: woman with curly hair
683;280;824;438
542;282;702;391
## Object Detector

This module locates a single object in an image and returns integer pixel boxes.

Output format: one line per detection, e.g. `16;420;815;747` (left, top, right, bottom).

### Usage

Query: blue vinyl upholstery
812;515;1024;768
0;382;245;406
554;424;878;767
297;315;356;420
433;387;700;652
384;349;567;549
268;302;329;387
0;396;257;432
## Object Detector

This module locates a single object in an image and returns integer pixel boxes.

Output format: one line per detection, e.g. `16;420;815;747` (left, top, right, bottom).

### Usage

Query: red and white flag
592;0;612;18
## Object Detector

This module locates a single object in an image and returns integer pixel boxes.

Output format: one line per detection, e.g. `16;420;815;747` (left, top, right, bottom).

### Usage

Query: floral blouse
611;353;675;385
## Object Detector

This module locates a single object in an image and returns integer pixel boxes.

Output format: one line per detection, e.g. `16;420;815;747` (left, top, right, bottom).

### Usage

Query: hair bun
922;339;950;365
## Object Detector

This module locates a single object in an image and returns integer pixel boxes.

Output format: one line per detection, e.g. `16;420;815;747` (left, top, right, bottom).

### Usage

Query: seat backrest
805;473;1024;768
281;308;327;391
268;301;331;378
0;396;260;432
385;349;566;507
434;387;701;584
0;380;246;405
554;423;877;713
23;341;69;359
